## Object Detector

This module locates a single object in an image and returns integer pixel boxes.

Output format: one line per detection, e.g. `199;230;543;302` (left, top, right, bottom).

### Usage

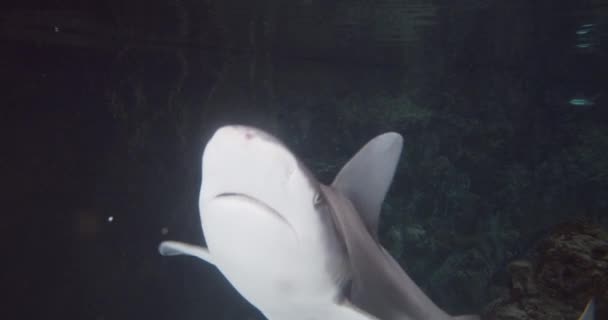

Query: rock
482;221;608;320
535;222;608;308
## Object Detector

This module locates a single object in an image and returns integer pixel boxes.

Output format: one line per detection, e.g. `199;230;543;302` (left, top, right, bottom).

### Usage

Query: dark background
2;0;607;319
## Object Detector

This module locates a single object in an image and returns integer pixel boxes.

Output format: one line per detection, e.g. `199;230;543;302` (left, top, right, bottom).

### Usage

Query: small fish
568;93;601;107
576;23;595;35
569;97;595;107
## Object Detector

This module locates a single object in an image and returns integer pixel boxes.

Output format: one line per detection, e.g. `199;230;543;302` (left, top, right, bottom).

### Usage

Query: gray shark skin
578;299;595;320
159;125;479;320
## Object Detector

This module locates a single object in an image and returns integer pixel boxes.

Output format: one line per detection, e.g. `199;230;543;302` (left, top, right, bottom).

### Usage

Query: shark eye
313;192;324;207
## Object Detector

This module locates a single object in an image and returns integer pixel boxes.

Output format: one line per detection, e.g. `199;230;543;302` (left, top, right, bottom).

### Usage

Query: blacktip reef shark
159;125;481;320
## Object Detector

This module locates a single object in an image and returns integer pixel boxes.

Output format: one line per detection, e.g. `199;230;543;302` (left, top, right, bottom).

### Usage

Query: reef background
3;1;607;319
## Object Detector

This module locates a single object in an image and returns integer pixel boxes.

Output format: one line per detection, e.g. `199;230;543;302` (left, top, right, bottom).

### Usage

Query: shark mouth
214;192;293;229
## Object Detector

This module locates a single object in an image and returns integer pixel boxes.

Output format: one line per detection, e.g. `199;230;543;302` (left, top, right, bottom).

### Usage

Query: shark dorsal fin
331;132;403;236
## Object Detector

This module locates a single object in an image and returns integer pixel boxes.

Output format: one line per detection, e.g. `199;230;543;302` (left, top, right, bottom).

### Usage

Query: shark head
200;125;325;240
197;125;350;318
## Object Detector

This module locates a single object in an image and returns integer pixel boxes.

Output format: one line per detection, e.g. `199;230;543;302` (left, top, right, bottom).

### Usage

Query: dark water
3;1;607;319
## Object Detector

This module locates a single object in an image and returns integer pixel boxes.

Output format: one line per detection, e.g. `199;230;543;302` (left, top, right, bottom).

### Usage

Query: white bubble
107;216;114;223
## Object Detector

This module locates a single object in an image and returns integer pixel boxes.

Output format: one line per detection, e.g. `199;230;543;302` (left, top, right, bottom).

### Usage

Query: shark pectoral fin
325;301;380;320
158;240;214;265
452;315;480;320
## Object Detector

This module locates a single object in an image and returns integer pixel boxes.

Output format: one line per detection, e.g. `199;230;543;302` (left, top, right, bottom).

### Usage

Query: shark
159;125;481;320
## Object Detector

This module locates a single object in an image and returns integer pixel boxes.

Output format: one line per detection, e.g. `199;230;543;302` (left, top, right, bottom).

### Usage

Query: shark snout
217;125;257;140
202;125;297;206
214;125;283;146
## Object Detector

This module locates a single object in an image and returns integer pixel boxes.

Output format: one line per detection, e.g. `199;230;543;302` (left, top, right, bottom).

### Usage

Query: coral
482;222;608;320
535;222;608;307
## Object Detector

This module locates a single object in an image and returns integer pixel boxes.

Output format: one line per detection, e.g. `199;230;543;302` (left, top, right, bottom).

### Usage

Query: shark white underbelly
202;193;350;319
